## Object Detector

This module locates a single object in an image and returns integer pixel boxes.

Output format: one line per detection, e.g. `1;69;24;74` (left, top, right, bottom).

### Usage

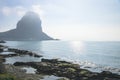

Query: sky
0;0;120;41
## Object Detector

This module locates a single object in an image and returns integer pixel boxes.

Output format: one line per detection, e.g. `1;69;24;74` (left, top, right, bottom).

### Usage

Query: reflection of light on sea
70;41;85;54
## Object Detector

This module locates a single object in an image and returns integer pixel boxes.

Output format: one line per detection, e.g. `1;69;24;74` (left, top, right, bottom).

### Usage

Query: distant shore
0;41;120;80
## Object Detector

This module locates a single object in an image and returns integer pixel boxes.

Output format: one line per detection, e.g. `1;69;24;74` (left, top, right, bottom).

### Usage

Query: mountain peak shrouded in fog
17;11;42;32
0;12;53;41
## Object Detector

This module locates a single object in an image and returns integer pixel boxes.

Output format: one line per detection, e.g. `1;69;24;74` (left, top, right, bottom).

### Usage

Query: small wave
60;58;120;75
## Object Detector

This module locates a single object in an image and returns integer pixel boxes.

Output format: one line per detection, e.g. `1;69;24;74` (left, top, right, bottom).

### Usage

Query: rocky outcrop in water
0;44;42;59
0;12;53;41
0;40;6;43
14;58;120;80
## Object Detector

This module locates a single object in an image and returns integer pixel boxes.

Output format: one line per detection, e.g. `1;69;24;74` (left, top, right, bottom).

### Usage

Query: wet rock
0;45;5;52
0;48;3;52
101;71;112;75
0;53;19;58
34;54;42;57
0;44;7;48
0;56;6;63
84;66;91;68
14;62;31;66
13;58;120;80
57;63;80;69
41;58;59;63
8;48;42;58
0;45;8;51
100;71;120;79
0;44;4;47
0;40;6;43
8;48;18;52
79;69;90;75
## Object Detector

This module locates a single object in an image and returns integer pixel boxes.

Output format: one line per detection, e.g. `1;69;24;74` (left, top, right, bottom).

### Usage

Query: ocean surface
2;41;120;74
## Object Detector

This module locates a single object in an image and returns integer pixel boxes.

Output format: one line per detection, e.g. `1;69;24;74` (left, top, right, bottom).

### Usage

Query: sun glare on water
70;41;85;54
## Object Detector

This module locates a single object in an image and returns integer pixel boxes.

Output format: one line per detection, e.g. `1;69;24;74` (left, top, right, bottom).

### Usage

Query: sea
2;41;120;75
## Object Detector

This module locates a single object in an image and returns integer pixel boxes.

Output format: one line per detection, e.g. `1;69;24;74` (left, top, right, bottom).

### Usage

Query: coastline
0;41;120;80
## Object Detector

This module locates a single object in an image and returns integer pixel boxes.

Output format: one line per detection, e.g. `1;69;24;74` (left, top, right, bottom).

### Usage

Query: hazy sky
0;0;120;41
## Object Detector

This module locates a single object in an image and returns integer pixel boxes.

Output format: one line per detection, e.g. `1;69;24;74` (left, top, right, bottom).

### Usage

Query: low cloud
1;5;44;17
1;6;26;16
14;6;26;16
2;7;12;16
32;5;44;16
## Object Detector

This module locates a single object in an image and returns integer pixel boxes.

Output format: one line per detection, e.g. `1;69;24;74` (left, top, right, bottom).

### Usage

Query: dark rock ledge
0;44;42;62
0;44;42;58
0;40;6;43
14;58;120;80
7;48;42;58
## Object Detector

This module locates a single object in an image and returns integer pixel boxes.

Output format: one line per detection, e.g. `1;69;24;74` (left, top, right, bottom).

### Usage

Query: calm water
3;41;120;74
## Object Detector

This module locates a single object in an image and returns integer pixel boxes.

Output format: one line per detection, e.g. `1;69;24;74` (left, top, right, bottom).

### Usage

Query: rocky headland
0;12;53;41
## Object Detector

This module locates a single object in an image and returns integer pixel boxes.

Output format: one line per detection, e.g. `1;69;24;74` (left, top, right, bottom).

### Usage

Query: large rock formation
0;12;53;41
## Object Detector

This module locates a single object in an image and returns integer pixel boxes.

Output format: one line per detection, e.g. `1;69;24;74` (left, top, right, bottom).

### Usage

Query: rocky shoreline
0;41;120;80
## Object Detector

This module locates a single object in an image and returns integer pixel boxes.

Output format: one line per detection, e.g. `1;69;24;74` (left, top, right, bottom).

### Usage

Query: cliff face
0;12;53;41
